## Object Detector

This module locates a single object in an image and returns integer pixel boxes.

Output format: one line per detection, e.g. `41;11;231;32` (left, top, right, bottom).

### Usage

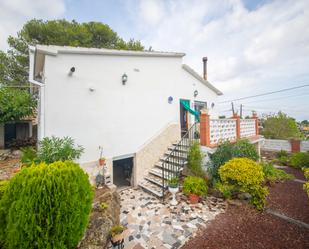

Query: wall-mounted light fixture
122;73;128;85
194;90;198;97
68;67;75;76
168;96;173;104
211;102;215;108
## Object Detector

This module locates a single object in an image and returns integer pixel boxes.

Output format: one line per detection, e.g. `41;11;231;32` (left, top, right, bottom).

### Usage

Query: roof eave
182;64;223;96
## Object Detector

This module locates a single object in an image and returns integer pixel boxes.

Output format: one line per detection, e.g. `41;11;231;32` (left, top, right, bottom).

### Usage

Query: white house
29;45;222;189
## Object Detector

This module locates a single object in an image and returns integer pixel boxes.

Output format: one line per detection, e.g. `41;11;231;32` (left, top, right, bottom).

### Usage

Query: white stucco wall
261;139;292;152
32;51;219;163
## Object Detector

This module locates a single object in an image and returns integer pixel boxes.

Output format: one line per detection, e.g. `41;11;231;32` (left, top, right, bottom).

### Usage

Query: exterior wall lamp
68;67;75;76
122;73;128;85
194;90;198;97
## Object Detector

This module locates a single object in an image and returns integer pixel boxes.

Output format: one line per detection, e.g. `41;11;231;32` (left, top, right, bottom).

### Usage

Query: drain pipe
29;46;46;141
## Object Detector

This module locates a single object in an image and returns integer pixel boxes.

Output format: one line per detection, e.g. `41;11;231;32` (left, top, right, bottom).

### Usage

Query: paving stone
120;188;225;249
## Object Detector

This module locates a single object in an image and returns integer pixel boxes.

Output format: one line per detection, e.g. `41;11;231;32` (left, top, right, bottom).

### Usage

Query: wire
218;84;309;103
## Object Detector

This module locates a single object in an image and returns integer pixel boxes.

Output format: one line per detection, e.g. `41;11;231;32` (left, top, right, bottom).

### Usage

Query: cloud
129;0;309;120
0;0;66;51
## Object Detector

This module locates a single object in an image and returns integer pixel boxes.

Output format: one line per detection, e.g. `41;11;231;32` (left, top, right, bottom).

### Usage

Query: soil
0;158;20;180
281;166;306;181
181;167;309;249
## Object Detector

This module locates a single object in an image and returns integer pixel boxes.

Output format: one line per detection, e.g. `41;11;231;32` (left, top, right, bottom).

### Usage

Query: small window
194;101;207;120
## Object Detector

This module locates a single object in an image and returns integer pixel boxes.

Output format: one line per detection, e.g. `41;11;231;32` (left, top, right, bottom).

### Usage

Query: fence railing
200;112;259;147
209;119;237;145
240;119;256;138
162;122;199;200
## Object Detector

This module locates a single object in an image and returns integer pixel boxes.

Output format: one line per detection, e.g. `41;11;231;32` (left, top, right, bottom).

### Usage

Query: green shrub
37;136;84;164
0;181;9;200
183;176;208;197
218;158;268;210
262;162;294;182
208;141;234;180
276;150;288;158
232;139;259;161
187;142;205;177
0;161;93;249
277;156;289;166
21;146;38;166
290;152;309;169
209;139;259;181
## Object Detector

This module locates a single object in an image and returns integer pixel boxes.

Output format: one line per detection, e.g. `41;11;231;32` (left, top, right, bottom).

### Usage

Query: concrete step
164;152;188;160
149;167;180;180
154;161;183;173
168;146;189;153
138;181;164;198
144;174;165;187
159;158;187;167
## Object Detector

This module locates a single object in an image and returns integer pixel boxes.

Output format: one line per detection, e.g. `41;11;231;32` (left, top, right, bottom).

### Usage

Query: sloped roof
182;64;223;95
31;45;185;58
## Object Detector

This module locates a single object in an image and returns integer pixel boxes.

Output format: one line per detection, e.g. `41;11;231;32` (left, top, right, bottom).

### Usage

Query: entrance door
113;157;133;187
4;123;16;148
180;99;190;136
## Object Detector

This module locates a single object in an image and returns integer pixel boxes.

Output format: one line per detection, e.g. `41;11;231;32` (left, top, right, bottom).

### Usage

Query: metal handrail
162;122;199;200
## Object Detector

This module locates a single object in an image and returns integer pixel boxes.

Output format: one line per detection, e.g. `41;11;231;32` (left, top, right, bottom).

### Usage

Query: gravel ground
267;180;309;224
282;166;306;181
181;167;309;249
181;204;309;249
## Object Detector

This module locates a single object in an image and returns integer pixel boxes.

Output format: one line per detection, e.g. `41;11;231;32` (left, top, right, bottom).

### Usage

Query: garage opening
113;157;133;187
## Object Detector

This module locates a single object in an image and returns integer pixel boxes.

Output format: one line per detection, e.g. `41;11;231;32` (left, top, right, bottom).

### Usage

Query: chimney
203;57;208;80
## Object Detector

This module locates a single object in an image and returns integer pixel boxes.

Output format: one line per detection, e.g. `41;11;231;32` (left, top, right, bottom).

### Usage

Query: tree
262;111;302;139
0;87;37;124
0;19;144;86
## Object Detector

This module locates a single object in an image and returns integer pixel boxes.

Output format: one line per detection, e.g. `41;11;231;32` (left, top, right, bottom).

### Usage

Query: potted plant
99;157;106;166
110;225;125;247
98;146;106;166
168;176;179;205
183;176;208;204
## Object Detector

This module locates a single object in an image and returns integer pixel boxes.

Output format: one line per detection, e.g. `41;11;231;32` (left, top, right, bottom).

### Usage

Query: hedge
0;161;93;249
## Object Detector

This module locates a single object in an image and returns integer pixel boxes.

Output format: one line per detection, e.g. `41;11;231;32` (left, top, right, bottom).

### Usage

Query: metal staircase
138;123;199;199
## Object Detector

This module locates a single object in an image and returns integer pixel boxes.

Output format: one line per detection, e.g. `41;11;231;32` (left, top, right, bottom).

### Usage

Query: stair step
168;146;189;153
155;161;183;173
164;152;187;160
149;168;181;180
138;181;164;198
160;158;187;167
144;175;165;187
172;142;190;148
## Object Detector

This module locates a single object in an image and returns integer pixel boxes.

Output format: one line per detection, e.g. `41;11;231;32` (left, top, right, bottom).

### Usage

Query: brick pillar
200;110;210;146
252;112;259;135
290;139;300;153
233;113;241;139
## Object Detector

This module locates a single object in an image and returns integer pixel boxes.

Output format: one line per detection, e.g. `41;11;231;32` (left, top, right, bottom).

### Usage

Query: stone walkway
119;188;226;249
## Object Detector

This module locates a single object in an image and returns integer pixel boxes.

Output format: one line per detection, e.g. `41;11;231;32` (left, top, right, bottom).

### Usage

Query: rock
11;150;22;158
237;192;252;200
209;188;224;198
78;187;121;249
227;199;242;207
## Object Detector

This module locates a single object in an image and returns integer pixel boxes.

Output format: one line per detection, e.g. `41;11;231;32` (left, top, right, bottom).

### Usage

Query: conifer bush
0;161;93;249
218;158;268;210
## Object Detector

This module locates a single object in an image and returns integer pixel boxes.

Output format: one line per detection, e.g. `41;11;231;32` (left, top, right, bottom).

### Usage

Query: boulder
78;186;121;249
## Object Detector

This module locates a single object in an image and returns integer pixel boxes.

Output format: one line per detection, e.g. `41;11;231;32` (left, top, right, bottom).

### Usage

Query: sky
0;0;308;120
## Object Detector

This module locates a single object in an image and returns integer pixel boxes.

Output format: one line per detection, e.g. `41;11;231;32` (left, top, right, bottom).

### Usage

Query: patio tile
120;188;226;248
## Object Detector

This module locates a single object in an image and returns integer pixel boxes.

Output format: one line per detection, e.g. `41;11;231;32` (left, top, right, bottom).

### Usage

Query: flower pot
99;158;106;166
189;193;199;204
168;186;179;206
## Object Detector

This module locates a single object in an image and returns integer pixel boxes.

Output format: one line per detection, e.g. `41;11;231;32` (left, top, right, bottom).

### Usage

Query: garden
1;136;308;249
0;136;122;249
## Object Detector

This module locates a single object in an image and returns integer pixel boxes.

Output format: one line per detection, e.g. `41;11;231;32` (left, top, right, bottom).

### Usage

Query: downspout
29;46;46;141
